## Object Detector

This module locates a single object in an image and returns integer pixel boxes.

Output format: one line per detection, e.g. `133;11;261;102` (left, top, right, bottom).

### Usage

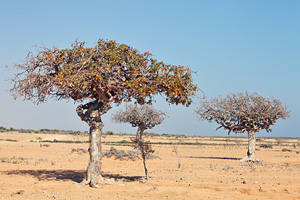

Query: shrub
260;144;273;149
104;131;114;135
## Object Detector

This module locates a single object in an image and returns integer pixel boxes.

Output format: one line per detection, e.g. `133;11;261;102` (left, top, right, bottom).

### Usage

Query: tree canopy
11;39;197;106
195;92;290;135
112;104;167;130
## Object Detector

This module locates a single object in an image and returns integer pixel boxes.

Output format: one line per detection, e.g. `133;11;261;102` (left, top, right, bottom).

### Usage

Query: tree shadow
3;170;85;183
102;173;144;182
2;170;144;183
185;156;241;161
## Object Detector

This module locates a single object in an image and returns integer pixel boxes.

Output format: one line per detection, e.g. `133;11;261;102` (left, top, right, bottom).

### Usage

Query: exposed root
239;156;260;163
77;178;101;188
101;178;124;185
77;179;89;188
77;177;124;188
90;180;100;188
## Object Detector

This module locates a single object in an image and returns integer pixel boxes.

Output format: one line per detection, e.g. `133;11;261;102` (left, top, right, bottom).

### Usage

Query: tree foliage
195;92;290;135
112;104;167;130
11;39;197;106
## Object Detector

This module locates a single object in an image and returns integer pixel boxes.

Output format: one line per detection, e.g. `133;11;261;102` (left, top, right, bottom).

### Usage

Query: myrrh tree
112;104;166;182
195;92;290;162
10;39;197;187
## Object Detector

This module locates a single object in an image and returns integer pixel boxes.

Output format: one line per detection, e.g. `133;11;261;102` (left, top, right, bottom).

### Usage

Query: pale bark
77;100;112;187
135;126;146;147
240;131;259;162
79;125;103;187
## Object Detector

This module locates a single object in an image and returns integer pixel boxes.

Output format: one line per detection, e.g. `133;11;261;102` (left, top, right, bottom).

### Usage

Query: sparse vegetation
40;144;50;147
71;148;88;154
260;144;273;149
103;147;141;161
0;126;87;135
0;138;18;142
40;140;89;144
1;156;29;164
0;126;8;132
104;131;114;135
282;148;293;152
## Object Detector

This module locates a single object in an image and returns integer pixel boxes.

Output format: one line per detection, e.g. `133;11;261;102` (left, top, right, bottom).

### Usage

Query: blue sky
0;0;299;137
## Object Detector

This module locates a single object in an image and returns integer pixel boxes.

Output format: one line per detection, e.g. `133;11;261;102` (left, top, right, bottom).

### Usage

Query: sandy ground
0;132;300;200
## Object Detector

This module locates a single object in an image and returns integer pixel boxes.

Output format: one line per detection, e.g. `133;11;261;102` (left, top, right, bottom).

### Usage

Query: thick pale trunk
76;101;112;187
240;131;259;162
247;131;256;159
79;125;103;187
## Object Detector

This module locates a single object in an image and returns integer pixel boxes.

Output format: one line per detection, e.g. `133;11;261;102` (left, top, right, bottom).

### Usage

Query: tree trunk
76;101;112;187
173;146;181;170
141;151;149;183
136;126;149;183
135;126;146;148
79;124;103;187
240;131;259;162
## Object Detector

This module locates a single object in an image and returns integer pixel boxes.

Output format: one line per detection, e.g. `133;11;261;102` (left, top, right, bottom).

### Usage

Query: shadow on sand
2;170;143;183
185;156;241;160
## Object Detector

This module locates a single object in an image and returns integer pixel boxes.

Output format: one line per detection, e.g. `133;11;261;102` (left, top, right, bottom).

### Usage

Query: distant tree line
0;126;88;135
0;126;187;137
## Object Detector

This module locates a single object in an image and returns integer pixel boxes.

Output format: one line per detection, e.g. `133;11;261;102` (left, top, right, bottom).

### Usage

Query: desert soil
0;132;300;200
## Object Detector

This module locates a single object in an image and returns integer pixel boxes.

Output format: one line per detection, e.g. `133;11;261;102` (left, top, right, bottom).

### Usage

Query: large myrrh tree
195;92;290;162
10;39;198;187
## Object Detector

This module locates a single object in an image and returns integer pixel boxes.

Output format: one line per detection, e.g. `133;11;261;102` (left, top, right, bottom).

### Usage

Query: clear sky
0;0;299;137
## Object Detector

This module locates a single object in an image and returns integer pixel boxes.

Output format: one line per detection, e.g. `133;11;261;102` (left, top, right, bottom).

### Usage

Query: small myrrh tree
112;104;166;142
10;39;197;187
112;104;166;182
195;92;290;162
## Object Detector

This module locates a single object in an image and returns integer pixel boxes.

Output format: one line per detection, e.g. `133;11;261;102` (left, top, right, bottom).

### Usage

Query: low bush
260;144;273;149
